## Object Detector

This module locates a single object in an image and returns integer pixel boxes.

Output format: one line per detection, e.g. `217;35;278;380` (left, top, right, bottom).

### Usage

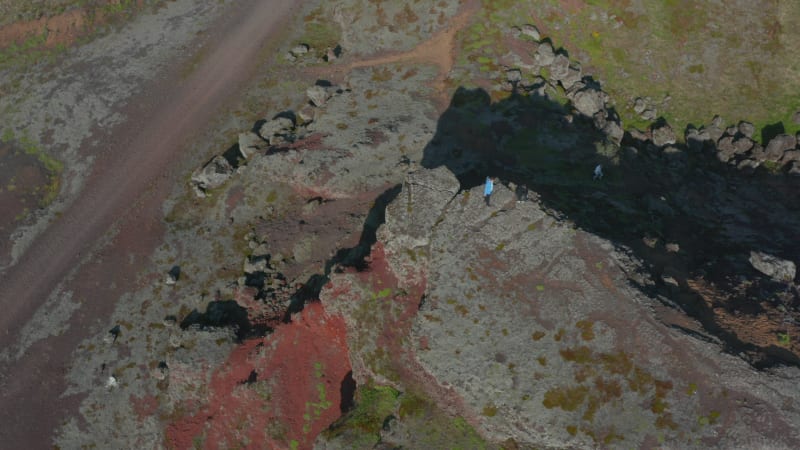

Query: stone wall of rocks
501;25;800;176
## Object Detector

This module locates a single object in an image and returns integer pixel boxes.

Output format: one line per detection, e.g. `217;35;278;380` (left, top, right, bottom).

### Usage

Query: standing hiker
484;176;495;206
593;164;603;180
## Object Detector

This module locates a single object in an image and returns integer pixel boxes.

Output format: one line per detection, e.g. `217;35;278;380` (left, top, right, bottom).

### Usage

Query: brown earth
0;0;148;50
0;0;302;447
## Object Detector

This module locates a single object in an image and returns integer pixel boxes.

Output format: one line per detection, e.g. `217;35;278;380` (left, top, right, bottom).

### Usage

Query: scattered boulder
190;155;234;196
651;123;676;147
571;87;606;117
764;134;796;161
781;150;800;165
602;120;624;145
749;251;796;282
307;85;332;107
258;117;294;145
244;255;270;274
633;97;646;115
716;136;737;163
737;158;760;174
733;136;754;155
151;361;169;381
165;266;181;285
789;161;800;176
323;44;342;62
105;376;118;389
793;111;800;125
238;131;265;159
549;53;570;81
534;41;555;67
519;24;540;40
559;64;582;91
738;121;755;138
640;108;657;121
505;68;522;83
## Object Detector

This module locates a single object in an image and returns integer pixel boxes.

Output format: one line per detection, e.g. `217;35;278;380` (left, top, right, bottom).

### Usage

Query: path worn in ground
0;0;300;447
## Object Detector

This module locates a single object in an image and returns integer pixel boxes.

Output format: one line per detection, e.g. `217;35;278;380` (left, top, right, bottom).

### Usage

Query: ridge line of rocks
502;24;800;176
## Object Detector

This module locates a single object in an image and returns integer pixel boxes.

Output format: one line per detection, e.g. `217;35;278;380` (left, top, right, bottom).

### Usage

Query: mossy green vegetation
323;386;486;449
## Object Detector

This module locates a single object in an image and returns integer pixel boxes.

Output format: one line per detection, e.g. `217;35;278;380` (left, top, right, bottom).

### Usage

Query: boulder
781;150;800;164
793;111;800;125
686;128;711;152
764;134;796;161
704;124;724;144
238;131;265;159
549;53;570;81
307;85;332;107
633;97;646;115
737;121;755;138
651;123;676;147
749;251;796;282
640;108;657;121
534;41;555;67
559;64;582;91
258;117;294;144
736;158;760;174
505;68;522;83
571;87;606;117
165;266;181;286
602;120;624;145
716;136;737;163
190;155;234;196
789;161;800;176
519;24;540;40
733;136;754;155
290;43;309;57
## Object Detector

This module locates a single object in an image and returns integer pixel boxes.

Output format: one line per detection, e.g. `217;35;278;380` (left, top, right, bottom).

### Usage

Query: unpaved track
0;0;300;446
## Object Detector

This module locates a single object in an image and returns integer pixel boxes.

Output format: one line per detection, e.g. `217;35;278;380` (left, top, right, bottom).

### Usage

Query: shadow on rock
283;184;402;321
181;300;265;340
422;85;800;368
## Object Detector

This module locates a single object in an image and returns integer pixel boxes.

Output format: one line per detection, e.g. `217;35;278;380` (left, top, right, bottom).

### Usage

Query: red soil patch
324;242;478;422
166;302;351;450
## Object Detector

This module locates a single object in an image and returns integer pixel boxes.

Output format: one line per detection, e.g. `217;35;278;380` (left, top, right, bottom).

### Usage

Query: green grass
524;0;800;142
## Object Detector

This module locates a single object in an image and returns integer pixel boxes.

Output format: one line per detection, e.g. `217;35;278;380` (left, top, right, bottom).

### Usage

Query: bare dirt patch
0;143;51;266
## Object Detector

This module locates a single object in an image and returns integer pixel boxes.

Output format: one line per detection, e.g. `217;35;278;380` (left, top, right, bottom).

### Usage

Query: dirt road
0;0;300;447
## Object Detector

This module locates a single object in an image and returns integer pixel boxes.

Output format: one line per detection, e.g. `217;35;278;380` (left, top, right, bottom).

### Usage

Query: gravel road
0;0;300;447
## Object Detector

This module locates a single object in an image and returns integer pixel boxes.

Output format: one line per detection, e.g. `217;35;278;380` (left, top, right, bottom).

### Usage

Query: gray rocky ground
0;0;799;449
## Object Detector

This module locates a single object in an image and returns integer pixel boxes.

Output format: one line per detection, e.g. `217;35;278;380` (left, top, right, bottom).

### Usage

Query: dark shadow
251;119;267;133
222;143;244;168
339;370;356;413
181;300;266;340
421;85;800;368
168;265;181;282
272;110;297;124
761;121;785;143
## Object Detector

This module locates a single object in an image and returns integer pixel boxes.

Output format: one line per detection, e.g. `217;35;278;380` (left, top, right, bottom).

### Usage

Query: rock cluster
687;117;800;174
501;28;800;177
284;42;342;64
188;81;347;197
501;26;621;145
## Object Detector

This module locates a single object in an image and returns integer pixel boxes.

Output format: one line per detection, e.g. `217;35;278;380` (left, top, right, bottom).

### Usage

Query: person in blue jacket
484;176;495;206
